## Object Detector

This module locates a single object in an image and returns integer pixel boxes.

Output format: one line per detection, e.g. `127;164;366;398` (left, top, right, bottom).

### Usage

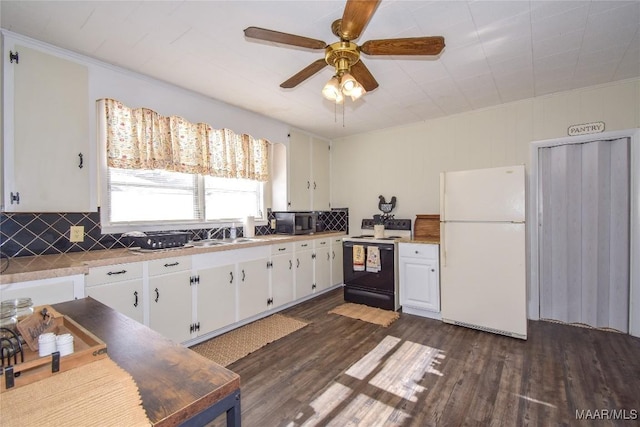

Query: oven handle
343;242;394;251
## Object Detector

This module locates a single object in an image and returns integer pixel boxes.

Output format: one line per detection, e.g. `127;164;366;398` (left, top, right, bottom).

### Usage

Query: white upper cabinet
288;130;330;211
2;41;92;212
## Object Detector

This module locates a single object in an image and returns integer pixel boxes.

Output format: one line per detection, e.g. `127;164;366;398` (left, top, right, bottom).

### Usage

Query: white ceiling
1;1;639;139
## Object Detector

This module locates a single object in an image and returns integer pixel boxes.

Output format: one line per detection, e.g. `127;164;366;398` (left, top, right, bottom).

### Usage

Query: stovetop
343;218;412;244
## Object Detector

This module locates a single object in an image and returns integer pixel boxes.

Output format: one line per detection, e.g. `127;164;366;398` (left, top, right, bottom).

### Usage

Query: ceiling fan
243;0;445;103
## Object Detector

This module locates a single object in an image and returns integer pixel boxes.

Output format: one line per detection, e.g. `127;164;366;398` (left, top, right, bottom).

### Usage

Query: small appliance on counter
273;211;318;235
122;231;191;250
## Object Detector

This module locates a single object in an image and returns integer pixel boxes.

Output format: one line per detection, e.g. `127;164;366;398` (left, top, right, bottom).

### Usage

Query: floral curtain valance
103;98;269;181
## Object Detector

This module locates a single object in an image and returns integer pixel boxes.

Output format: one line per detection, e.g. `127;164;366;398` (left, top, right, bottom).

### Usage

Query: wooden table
53;297;241;426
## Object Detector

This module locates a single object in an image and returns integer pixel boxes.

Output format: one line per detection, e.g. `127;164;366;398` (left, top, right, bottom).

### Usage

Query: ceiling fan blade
339;0;381;41
280;59;328;88
350;60;378;92
244;27;326;50
360;36;445;56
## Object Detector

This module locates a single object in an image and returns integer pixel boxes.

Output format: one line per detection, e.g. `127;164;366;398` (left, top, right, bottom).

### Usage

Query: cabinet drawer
271;242;293;255
314;238;330;248
86;262;143;287
295;240;313;251
148;256;192;276
399;243;439;259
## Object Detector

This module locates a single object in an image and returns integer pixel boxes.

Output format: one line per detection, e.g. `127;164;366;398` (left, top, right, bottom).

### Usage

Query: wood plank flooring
207;288;640;426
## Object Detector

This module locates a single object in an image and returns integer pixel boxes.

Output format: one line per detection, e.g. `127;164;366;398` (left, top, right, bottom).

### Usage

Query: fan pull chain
342;101;345;127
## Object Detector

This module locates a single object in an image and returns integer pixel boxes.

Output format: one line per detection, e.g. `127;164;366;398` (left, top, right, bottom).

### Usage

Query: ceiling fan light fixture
340;72;358;95
322;75;341;101
349;84;366;101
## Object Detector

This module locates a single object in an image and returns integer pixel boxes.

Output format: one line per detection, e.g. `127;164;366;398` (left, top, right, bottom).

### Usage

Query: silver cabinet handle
133;291;138;307
154;288;159;303
289;259;292;270
230;271;234;284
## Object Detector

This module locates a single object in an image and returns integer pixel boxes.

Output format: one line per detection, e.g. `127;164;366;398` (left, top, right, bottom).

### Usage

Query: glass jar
0;305;18;335
1;297;34;324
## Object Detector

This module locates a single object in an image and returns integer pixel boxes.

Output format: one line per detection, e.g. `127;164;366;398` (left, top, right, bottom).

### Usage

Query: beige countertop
398;237;441;245
0;231;346;285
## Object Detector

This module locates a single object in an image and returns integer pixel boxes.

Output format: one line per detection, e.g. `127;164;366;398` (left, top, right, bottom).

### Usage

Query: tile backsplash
0;208;348;258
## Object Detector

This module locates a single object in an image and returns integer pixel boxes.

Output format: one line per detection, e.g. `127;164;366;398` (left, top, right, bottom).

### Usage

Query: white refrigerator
440;165;527;339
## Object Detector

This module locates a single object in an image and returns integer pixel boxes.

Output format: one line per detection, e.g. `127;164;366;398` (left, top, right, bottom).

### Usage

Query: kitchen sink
220;237;262;244
190;239;229;247
190;237;262;247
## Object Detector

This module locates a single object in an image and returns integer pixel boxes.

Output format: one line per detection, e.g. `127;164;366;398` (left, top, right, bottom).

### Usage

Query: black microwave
274;212;318;235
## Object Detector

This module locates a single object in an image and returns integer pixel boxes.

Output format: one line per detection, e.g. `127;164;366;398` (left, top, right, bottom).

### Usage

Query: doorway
529;129;640;337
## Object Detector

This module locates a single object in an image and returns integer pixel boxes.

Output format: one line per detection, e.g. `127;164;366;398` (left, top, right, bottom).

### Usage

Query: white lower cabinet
237;258;270;321
148;256;193;343
81;235;346;344
314;238;331;292
196;264;236;335
330;236;344;286
294;240;314;299
85;262;144;323
399;243;441;319
269;242;294;309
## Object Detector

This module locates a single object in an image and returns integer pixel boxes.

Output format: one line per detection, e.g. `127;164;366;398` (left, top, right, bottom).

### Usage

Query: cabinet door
86;280;143;323
295;249;314;299
400;258;440;312
237;258;269;321
314;247;331;291
311;137;330;210
197;264;236;334
288;131;311;210
149;271;193;343
4;44;91;212
271;253;294;308
331;237;344;286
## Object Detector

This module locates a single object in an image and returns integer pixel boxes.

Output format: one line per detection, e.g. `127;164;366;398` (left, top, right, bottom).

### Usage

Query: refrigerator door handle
441;222;446;267
440;172;446;219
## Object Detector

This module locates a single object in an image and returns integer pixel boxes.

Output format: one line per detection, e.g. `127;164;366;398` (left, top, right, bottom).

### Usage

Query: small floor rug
329;303;400;327
190;314;309;367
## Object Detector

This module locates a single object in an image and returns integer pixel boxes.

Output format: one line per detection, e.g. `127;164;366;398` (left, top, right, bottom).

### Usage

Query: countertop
0;231;346;285
398;237;441;245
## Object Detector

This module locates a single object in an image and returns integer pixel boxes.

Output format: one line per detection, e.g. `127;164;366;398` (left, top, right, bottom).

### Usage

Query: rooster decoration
378;195;397;220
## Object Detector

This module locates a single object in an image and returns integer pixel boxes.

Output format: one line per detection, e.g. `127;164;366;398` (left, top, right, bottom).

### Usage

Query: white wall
331;78;640;231
332;78;640;324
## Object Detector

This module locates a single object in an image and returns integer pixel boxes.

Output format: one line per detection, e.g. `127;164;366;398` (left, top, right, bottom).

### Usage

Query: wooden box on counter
1;307;107;392
414;214;440;240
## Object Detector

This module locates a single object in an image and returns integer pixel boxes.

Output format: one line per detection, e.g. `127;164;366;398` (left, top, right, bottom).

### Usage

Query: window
98;98;269;233
204;176;263;221
104;167;264;231
108;168;199;223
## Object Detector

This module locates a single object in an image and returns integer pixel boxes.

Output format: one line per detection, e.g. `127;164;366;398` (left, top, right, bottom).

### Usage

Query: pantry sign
568;121;605;136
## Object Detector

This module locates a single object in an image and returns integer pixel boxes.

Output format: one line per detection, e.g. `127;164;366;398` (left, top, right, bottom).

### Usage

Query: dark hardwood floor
208;288;640;426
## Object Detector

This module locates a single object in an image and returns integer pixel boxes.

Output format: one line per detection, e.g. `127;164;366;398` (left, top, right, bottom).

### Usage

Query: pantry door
538;137;630;332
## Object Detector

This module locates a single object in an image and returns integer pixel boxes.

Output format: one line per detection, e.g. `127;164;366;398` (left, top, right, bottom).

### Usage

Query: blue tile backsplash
0;208;348;258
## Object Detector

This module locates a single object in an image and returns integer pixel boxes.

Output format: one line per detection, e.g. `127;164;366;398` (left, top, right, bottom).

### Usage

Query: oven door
342;241;395;293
